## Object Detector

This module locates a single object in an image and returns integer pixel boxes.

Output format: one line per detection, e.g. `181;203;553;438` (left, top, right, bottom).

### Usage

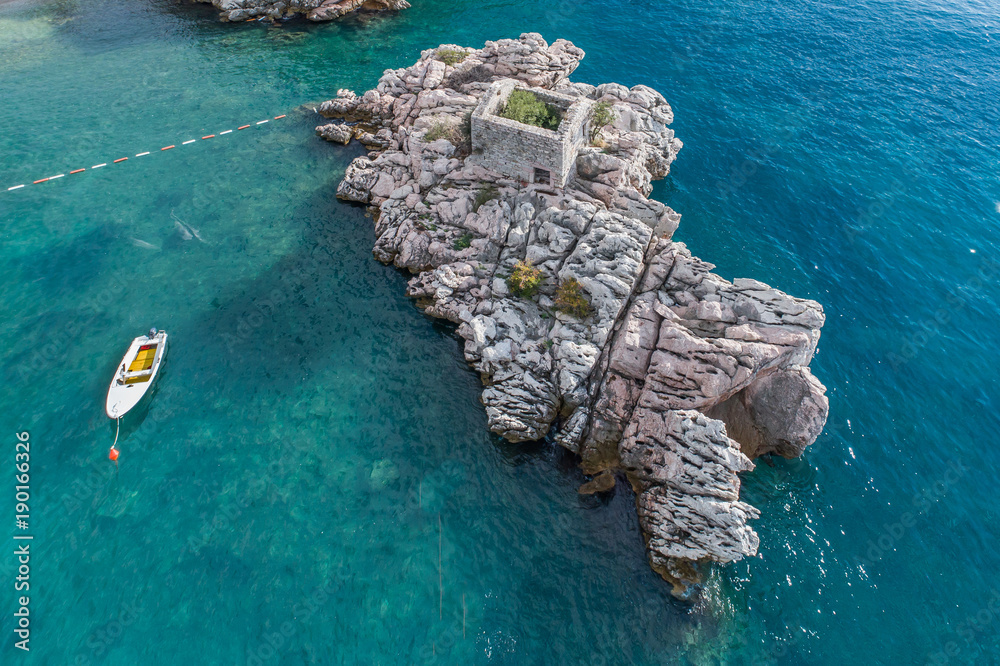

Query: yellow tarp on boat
128;345;157;373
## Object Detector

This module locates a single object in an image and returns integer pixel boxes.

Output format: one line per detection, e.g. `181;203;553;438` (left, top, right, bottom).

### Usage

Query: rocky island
193;0;409;22
315;33;829;597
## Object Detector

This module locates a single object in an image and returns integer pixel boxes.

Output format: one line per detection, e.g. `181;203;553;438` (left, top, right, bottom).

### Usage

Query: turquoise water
1;0;998;663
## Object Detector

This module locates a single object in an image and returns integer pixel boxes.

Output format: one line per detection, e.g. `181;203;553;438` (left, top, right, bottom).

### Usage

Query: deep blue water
1;0;998;663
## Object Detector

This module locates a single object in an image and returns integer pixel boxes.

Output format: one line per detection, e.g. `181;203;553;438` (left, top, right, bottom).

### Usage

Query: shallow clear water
1;0;998;663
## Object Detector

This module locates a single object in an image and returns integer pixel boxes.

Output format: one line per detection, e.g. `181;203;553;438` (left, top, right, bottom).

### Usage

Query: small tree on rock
589;101;616;144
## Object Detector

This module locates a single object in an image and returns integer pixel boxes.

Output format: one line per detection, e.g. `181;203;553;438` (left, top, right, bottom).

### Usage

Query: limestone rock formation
193;0;409;23
316;33;829;597
316;123;353;144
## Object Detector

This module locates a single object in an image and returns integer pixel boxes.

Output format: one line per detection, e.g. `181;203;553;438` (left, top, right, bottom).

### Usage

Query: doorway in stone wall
533;167;551;185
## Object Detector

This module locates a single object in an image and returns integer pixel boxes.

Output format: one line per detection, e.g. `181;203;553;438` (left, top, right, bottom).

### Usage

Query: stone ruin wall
471;80;592;188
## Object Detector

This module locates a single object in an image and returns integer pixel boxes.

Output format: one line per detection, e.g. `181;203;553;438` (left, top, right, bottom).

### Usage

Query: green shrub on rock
498;90;562;131
472;185;499;213
461;111;472;141
424;121;459;143
423;113;472;153
507;260;543;298
452;233;473;250
554;277;591;318
436;49;468;66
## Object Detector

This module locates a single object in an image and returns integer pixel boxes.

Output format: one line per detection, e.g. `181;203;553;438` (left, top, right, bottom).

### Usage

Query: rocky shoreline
315;33;829;597
193;0;409;22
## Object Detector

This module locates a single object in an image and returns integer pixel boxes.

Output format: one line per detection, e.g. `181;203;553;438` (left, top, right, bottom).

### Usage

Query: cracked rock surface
194;0;409;22
316;33;829;597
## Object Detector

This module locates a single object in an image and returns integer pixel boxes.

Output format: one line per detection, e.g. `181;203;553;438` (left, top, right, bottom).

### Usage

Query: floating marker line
4;112;289;191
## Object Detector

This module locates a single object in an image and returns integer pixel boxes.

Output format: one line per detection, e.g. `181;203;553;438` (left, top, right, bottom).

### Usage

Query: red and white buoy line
3;114;287;193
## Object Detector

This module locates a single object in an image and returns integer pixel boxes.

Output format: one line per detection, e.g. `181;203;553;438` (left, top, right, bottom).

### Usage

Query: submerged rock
316;33;829;597
369;459;399;490
578;470;616;495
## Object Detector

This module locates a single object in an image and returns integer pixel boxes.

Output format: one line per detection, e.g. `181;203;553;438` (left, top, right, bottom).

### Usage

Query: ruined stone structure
315;33;829;598
471;79;592;188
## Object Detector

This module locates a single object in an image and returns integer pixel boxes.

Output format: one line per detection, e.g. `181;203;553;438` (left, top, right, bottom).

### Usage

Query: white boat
105;328;167;419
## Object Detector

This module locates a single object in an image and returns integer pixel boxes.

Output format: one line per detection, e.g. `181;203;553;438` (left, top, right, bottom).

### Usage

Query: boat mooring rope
3;115;288;194
110;417;121;465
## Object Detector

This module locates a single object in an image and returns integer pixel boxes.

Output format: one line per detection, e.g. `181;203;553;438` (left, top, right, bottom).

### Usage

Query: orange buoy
109;446;120;462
